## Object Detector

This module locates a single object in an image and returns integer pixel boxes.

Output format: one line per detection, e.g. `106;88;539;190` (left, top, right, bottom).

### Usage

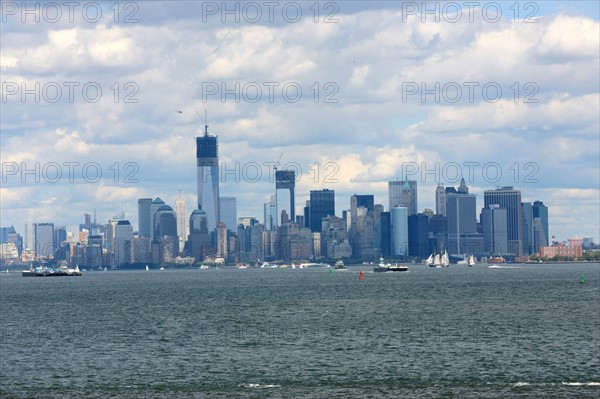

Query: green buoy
580;274;585;284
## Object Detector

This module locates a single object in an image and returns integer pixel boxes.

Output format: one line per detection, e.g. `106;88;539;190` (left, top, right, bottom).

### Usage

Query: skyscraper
34;223;54;259
263;195;277;231
391;206;409;257
388;180;418;215
219;197;237;233
114;220;133;267
481;204;508;255
275;169;295;226
197;121;220;232
484;187;523;256
408;213;429;258
150;197;165;241
532;201;549;248
350;194;377;259
175;192;187;252
189;209;212;262
521;202;534;255
138;198;152;237
446;191;480;254
309;189;335;232
435;184;446;216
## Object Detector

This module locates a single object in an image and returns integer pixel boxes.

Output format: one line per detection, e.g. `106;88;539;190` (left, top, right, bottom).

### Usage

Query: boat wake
488;265;522;269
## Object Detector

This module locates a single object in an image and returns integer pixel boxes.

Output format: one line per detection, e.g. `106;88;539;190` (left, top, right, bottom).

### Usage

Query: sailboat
145;265;149;271
467;255;476;267
441;250;450;267
430;253;442;268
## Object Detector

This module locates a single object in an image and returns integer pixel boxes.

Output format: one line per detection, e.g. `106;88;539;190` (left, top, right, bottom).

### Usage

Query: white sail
433;254;441;266
426;254;434;265
468;255;476;266
442;250;450;267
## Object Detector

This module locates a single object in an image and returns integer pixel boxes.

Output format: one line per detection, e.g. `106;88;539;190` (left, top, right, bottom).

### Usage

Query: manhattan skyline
1;1;599;241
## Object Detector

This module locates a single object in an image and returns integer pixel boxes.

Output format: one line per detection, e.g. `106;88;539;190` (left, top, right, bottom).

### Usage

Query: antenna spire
204;110;209;136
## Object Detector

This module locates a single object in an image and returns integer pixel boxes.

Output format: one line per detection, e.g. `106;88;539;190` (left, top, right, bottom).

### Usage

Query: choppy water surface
1;263;598;398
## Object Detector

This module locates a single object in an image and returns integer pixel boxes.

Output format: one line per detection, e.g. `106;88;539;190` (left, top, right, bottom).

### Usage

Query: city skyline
1;2;599;242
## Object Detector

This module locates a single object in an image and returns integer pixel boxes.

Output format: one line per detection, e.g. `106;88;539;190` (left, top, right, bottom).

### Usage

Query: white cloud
0;6;598;240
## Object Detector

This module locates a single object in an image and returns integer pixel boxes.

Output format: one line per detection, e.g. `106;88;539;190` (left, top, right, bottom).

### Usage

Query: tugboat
335;260;345;270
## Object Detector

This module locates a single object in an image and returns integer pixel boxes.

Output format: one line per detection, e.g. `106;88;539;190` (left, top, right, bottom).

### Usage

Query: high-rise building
175;193;187;252
114;220;133;267
481;205;508;255
219;197;237;233
196;121;220;232
380;212;391;257
150;197;165;241
408;213;429;258
484;187;523;256
435;184;446;216
216;221;228;260
309;189;335;232
446;184;483;255
188;209;212;262
137;198;152;237
350;194;377;259
34;223;54;259
388;180;418;215
154;204;179;259
263;195;277;231
24;222;34;250
521;202;534;255
532;201;549;248
391;206;409;258
275;169;295;226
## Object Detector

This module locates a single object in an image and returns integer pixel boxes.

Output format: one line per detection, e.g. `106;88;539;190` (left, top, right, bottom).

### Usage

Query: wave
242;383;282;389
562;382;600;386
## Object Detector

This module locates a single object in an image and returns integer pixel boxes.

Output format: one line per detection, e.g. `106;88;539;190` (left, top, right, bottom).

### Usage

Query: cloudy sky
1;1;599;241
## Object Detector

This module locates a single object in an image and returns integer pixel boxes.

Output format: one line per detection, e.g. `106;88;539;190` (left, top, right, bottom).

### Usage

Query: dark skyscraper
481;204;508;255
484;187;523;256
197;121;220;232
380;211;391;257
532;201;549;248
138;198;152;237
309;189;335;232
521;202;534;255
275;169;295;226
408;213;429;258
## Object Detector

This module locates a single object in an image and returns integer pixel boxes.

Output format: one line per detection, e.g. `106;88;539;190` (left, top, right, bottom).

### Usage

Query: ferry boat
374;257;408;272
335;261;345;270
22;264;81;277
488;256;505;263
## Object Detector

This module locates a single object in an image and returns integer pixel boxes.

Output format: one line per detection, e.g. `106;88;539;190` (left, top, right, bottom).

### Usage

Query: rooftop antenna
178;188;182;199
